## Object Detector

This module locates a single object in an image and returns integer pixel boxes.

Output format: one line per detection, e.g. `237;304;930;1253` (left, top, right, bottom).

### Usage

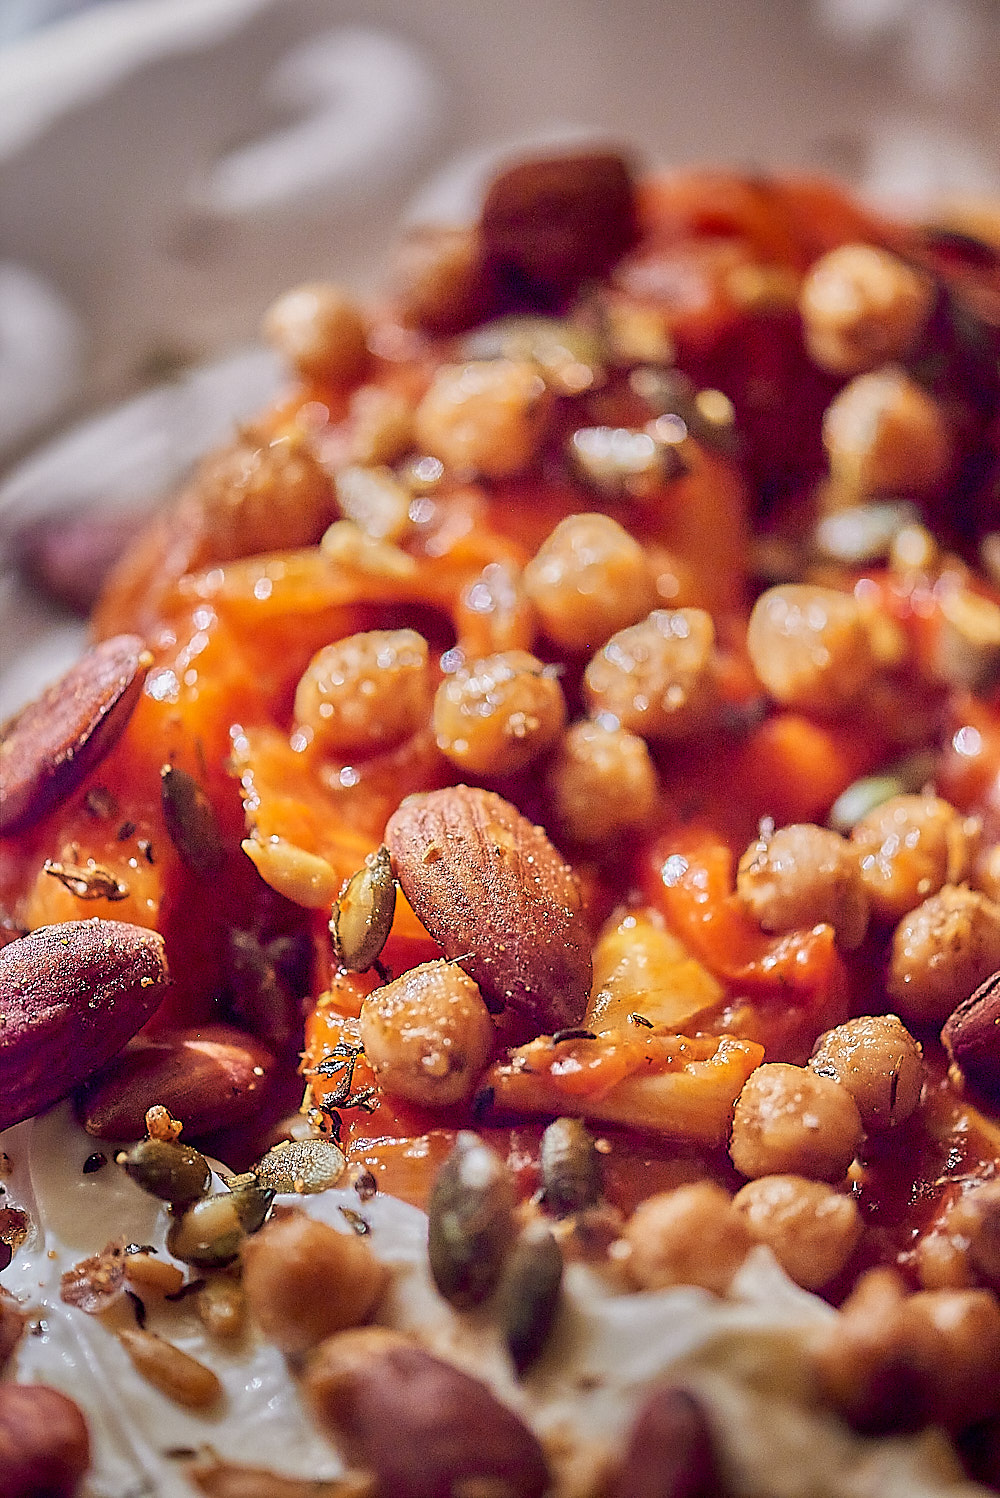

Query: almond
943;969;1000;1100
0;634;150;833
0;919;169;1132
79;1022;275;1139
0;1383;91;1498
605;1384;718;1498
304;1326;550;1498
385;785;591;1036
480;150;638;305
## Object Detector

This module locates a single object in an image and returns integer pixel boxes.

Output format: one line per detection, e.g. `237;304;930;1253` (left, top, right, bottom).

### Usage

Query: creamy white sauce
0;1107;988;1498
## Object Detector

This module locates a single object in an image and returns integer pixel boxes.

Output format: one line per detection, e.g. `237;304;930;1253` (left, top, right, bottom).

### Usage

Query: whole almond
0;1383;91;1498
304;1326;550;1498
0;920;169;1132
385;785;591;1035
943;970;1000;1100
0;634;150;833
480;150;638;304
605;1384;718;1498
79;1022;275;1139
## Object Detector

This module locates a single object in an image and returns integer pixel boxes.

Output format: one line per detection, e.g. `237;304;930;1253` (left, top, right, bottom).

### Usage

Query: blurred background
2;0;999;708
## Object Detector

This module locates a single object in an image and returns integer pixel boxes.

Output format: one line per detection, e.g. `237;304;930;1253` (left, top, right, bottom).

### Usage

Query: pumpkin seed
253;1137;347;1195
427;1131;516;1309
160;764;226;880
119;1139;211;1209
166;1185;273;1268
539;1116;602;1217
497;1221;564;1376
330;846;396;973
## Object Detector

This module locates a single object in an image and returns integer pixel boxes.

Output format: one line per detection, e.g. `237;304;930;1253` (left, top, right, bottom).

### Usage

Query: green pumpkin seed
166;1186;273;1268
539;1117;602;1217
160;764;226;880
330;845;396;972
119;1139;211;1209
427;1131;516;1309
253;1137;347;1195
497;1221;564;1376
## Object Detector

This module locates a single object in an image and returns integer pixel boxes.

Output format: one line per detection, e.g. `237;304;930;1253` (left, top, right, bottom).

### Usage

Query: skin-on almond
0;634;150;834
79;1023;274;1139
304;1326;550;1498
385;785;591;1037
604;1384;719;1498
943;970;1000;1100
0;920;169;1132
0;1383;91;1498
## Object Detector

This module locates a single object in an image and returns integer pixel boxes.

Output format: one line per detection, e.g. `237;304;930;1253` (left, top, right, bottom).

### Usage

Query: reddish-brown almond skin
0;1383;91;1498
943;970;1000;1100
79;1022;275;1139
0;634;149;833
304;1327;550;1498
386;785;591;1036
0;920;169;1132
480;150;638;303
605;1385;719;1498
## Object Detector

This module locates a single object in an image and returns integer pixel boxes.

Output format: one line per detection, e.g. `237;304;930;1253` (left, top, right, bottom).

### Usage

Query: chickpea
334;464;412;543
347;384;415;468
584;609;717;740
944;1181;1000;1287
851;793;980;923
799;244;934;377
433;650;566;776
359;960;496;1108
823;368;953;500
814;1267;1000;1429
294;629;431;757
729;1063;864;1182
241;1210;386;1356
523;513;657;653
745;584;878;715
263;282;369;386
887;884;1000;1024
622;1182;753;1296
391;225;491;335
809;1014;924;1130
731;1176;862;1291
414;360;551;478
186;427;336;565
546;720;657;845
736;822;869;950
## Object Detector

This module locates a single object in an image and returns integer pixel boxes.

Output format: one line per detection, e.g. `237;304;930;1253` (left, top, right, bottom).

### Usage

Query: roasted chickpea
347;384;415;468
732;1175;862;1291
241;1210;386;1356
622;1182;753;1296
263;282;369;386
809;1014;924;1130
729;1063;863;1182
851;793;980;923
294;629;431;757
746;584;878;715
584;608;717;740
523;513;657;653
799;244;934;377
359;960;496;1108
887;884;1000;1024
941;1181;1000;1288
334;465;412;543
546;720;657;845
823;367;953;500
185;428;336;565
433;650;566;776
414;360;551;478
391;225;491;335
736;822;869;949
814;1267;1000;1430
